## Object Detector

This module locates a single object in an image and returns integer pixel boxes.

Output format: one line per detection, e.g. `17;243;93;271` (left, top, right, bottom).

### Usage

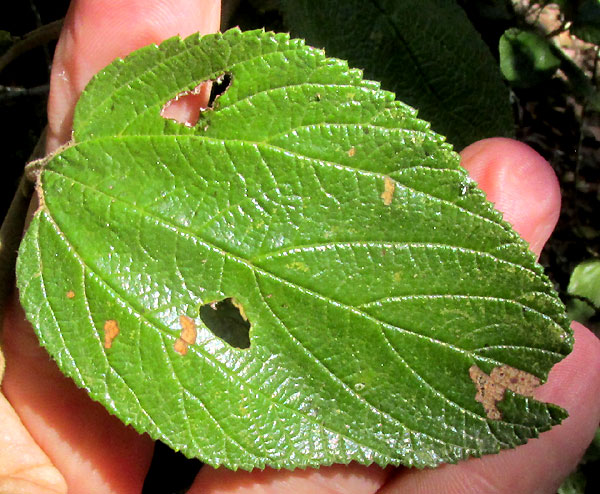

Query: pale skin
1;1;599;493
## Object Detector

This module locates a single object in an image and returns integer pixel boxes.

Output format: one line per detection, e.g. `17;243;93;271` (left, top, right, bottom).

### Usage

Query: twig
0;19;63;74
28;0;53;71
0;84;49;102
545;22;570;39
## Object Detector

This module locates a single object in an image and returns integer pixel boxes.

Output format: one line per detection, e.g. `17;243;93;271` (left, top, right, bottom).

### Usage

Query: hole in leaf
199;297;251;349
160;73;231;127
207;72;232;107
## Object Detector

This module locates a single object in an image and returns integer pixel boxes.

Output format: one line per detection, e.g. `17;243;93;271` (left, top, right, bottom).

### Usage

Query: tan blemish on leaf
179;315;197;345
347;147;356;157
286;261;309;272
469;364;541;420
103;320;120;349
66;290;75;299
174;338;188;356
381;176;395;206
174;315;197;355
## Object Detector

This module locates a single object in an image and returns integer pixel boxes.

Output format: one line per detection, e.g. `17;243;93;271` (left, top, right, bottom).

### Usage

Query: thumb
460;137;561;258
46;0;220;153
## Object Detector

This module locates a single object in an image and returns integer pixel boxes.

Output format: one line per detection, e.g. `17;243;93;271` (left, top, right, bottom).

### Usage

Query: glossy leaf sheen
17;29;572;470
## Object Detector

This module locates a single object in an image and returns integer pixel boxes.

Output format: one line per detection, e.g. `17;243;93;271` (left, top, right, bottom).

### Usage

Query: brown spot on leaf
381;176;395;206
469;364;541;420
174;315;197;355
103;320;120;349
174;338;188;356
347;147;356;157
66;290;75;299
491;365;540;395
179;315;197;345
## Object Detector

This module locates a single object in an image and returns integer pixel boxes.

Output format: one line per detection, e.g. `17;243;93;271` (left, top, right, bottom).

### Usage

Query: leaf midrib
35;211;475;464
43;166;559;343
39;167;560;451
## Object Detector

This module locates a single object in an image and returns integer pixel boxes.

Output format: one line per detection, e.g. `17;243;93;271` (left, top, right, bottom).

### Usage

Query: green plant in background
500;28;562;87
498;1;600;108
277;0;515;150
568;259;600;329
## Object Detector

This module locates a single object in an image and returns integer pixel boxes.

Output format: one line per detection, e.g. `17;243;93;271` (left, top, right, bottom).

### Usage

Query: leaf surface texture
17;29;571;470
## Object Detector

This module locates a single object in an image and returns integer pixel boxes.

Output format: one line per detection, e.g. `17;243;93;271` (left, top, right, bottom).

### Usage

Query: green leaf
557;470;587;494
499;28;561;88
17;28;571;470
567;259;600;327
277;0;514;150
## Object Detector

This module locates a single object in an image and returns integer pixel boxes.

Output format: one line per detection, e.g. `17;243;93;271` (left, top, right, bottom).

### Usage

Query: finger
2;294;154;494
378;323;600;494
46;0;220;153
460;137;561;257
0;393;67;494
3;1;220;493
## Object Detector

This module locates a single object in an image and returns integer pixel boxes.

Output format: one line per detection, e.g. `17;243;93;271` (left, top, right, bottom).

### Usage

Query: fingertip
47;0;221;152
460;138;561;257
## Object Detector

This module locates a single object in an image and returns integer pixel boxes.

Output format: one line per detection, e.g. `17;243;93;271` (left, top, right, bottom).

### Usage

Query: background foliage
1;1;599;493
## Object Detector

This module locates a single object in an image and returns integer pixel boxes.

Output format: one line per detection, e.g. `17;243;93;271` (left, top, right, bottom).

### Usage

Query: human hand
1;2;599;493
